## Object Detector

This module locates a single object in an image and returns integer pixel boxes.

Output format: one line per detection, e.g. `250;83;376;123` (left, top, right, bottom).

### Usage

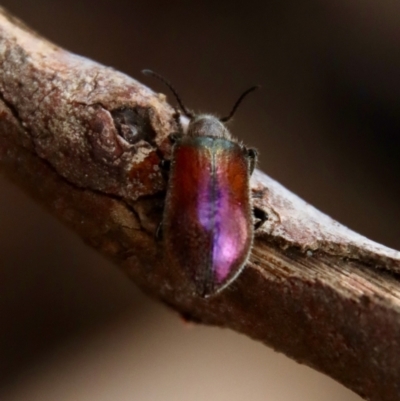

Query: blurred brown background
1;1;399;400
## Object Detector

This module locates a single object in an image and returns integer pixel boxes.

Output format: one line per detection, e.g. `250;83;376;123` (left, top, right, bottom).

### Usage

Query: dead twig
0;7;399;401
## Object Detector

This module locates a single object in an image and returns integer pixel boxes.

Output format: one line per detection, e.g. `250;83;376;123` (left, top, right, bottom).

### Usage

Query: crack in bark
0;88;26;131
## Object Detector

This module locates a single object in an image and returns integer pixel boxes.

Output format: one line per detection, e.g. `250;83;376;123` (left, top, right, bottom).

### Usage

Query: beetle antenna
220;85;260;123
142;69;193;119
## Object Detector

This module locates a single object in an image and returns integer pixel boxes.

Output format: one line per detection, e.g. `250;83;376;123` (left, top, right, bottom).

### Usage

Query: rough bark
0;7;399;401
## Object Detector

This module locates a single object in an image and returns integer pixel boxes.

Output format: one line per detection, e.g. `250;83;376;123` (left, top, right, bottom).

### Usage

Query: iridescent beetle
143;70;267;297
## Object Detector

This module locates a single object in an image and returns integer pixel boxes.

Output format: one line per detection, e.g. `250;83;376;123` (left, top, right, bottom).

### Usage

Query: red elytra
143;70;266;297
164;117;254;296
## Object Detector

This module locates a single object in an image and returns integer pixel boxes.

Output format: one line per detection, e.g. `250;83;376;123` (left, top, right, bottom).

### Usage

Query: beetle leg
160;159;171;171
246;148;258;175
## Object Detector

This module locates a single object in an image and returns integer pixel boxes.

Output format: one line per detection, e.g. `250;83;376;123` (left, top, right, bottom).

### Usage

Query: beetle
143;70;267;297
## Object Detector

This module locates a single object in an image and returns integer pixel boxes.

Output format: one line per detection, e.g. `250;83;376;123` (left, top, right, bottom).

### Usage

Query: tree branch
0;7;399;401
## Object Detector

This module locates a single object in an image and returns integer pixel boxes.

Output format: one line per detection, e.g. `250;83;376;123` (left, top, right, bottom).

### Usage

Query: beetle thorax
187;115;231;139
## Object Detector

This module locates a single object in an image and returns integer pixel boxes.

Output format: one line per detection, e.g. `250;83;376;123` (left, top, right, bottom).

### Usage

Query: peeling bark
0;7;399;401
